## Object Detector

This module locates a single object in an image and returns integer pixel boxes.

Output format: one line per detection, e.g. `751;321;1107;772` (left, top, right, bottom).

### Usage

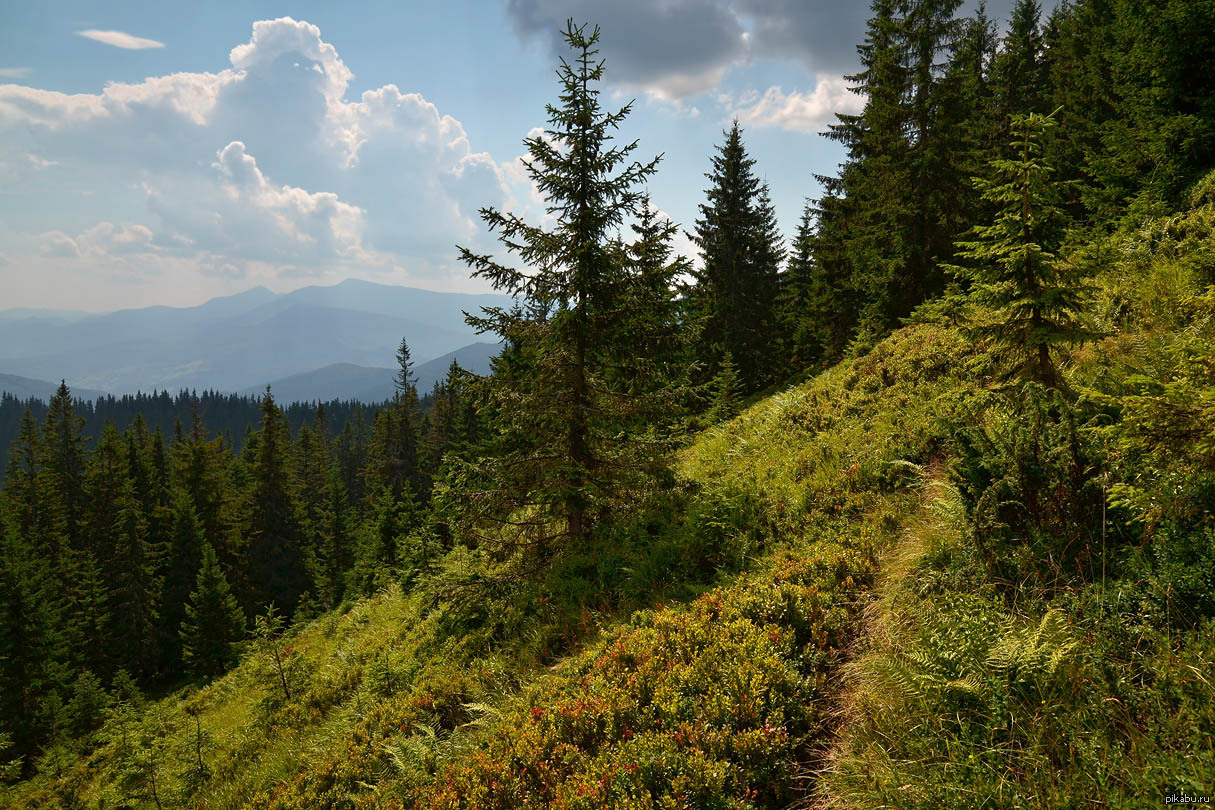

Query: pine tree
180;542;245;678
825;0;913;348
991;0;1048;147
952;111;1094;388
690;121;784;393
352;487;416;594
778;203;828;368
317;467;353;606
0;514;71;765
334;404;369;512
108;480;160;681
246;390;309;616
293;417;334;606
173;404;239;586
41;382;87;551
454;21;683;561
159;490;206;672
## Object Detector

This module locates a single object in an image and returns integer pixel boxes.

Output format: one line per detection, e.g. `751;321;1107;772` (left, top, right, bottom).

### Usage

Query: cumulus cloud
0;67;32;79
728;75;862;134
194;140;367;263
1;17;531;288
77;29;166;50
78;222;156;255
39;231;82;257
39;222;156;258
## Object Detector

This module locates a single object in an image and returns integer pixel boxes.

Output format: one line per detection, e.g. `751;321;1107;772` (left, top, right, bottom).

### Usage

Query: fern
986;609;1076;691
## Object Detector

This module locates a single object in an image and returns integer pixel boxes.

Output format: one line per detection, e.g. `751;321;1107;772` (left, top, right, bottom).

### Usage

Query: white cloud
728;75;862;134
24;153;57;169
78;221;155;255
39;222;155;259
0;67;32;79
0;17;533;293
77;30;166;50
39;231;81;257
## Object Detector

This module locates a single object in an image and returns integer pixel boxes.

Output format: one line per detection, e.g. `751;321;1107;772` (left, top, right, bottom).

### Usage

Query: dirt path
791;468;953;809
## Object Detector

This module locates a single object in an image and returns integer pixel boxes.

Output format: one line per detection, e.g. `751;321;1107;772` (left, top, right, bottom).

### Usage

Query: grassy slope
7;181;1213;809
2;323;974;810
824;188;1215;808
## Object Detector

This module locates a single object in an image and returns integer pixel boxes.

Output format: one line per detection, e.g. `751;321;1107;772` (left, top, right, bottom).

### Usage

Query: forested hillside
3;1;1214;807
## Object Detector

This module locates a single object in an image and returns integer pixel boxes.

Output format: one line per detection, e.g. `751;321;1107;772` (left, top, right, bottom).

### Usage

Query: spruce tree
158;490;206;672
690;121;783;393
991;0;1048;147
246;390;309;616
180;542;245;678
334;404;369;512
952;111;1093;388
818;0;975;349
173;404;239;584
293;418;334;606
41;382;87;551
3;411;46;546
778;203;832;369
825;0;913;348
107;481;160;681
352;487;416;594
454;21;683;560
0;514;70;764
317;467;353;606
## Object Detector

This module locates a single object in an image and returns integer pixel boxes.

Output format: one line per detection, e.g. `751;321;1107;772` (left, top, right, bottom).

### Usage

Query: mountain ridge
0;281;511;397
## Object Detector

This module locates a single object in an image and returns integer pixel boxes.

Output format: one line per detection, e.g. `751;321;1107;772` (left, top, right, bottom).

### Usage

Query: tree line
0;359;477;764
0;390;379;475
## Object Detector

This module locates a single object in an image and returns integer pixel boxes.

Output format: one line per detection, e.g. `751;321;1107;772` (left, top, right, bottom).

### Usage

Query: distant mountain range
0;280;508;402
0;373;108;402
241;342;500;404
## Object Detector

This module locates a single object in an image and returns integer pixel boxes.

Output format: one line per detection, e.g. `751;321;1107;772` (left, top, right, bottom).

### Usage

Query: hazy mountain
0;373;108;401
245;341;500;403
0;281;510;396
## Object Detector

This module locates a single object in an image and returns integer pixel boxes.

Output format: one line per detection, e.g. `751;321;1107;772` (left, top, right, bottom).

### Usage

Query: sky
0;0;1018;312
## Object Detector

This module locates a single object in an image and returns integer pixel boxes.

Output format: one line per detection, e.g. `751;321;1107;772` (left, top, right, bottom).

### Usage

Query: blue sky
0;0;1017;311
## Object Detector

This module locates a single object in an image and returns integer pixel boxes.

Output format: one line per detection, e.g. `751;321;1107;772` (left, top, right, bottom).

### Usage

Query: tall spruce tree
818;0;974;349
158;490;206;672
952;111;1093;388
180;542;245;679
824;0;913;348
454;21;684;560
245;390;309;616
991;0;1048;147
0;514;70;765
293;417;334;605
690;121;784;393
778;203;832;369
173;405;239;586
41;382;87;551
